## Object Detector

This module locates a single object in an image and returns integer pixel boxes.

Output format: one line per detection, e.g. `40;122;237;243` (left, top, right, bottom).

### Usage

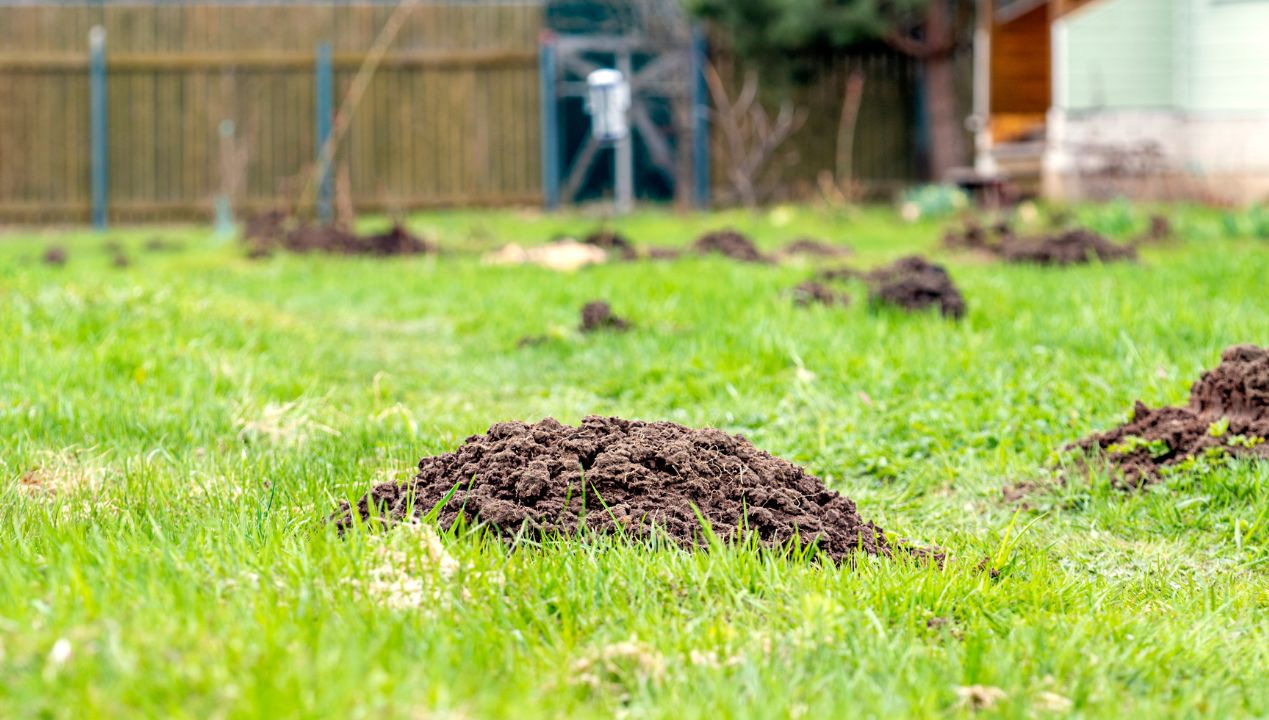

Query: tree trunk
921;0;964;180
924;50;964;180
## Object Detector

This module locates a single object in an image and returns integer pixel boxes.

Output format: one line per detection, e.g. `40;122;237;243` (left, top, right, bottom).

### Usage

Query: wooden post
973;0;997;176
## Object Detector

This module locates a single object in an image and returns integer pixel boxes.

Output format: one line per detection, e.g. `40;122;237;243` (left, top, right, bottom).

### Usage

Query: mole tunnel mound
865;256;966;319
336;416;934;563
944;221;1136;266
1072;345;1269;486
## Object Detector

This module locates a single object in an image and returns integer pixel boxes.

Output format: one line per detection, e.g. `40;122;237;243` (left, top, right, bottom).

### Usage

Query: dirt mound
358;224;434;256
693;229;770;263
143;236;183;253
1134;214;1173;245
582;230;639;260
944;220;1136;266
866;256;965;319
242;211;433;257
998;229;1136;266
644;247;683;261
791;281;849;307
335;416;931;562
41;247;67;266
943;219;1012;251
1072;345;1269;485
578;301;630;333
813;266;860;283
782;237;853;258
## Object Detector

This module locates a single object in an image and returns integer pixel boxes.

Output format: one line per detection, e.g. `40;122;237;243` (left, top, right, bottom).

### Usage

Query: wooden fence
0;2;544;222
0;2;948;223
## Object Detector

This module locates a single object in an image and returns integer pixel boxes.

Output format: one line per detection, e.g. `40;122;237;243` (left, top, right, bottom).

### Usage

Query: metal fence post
538;34;560;210
315;41;333;224
89;26;108;229
690;25;710;210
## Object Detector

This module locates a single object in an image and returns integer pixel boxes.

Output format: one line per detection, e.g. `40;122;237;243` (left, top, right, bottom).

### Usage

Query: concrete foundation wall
1044;109;1269;204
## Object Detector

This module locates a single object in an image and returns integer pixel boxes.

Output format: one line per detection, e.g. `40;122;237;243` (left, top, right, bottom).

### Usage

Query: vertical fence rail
690;25;710;209
538;33;559;210
315;40;333;223
89;26;108;229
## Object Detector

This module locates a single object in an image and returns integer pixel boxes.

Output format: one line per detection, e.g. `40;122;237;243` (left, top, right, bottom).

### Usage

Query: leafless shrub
704;64;806;208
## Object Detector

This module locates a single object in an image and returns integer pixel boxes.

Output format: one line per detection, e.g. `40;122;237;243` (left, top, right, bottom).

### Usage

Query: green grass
3;204;1269;718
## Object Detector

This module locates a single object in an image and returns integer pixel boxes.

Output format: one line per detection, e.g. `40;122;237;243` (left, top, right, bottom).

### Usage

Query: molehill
335;416;932;563
1072;345;1269;485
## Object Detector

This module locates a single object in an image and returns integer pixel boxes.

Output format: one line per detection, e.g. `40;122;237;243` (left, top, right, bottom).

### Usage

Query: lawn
2;205;1268;718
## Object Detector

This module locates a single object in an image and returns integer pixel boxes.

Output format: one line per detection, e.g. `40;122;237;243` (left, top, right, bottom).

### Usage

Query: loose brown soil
644;247;684;261
944;220;1136;266
144;236;183;253
865;256;966;319
243;211;433;257
791;281;849;307
335;416;933;563
42;247;67;266
998;229;1136;266
1071;345;1269;486
1134;214;1173;245
693;229;771;263
582;230;639;261
782;237;853;258
578;301;630;333
111;252;131;268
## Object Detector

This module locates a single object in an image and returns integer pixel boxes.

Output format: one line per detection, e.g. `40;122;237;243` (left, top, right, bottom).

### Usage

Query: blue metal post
315;41;333;224
89;26;108;230
538;35;560;210
690;25;710;209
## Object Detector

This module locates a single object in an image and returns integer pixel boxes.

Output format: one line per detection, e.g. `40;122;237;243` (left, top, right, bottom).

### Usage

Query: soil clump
693;229;771;263
865;256;966;318
243;211;433;257
335;416;932;563
1072;345;1269;485
42;247;68;266
782;237;853;258
791;281;849;307
943;219;1135;266
582;230;639;261
578;301;630;333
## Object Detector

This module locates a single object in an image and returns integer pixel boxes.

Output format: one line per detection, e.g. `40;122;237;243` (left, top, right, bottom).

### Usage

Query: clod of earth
944;219;1136;266
790;281;849;307
1071;345;1269;486
1134;214;1173;245
334;416;936;564
865;256;966;319
111;252;131;268
781;237;853;258
582;230;639;261
242;211;433;257
42;247;68;266
578;301;630;333
144;236;182;252
693;229;771;263
644;247;683;261
813;266;860;283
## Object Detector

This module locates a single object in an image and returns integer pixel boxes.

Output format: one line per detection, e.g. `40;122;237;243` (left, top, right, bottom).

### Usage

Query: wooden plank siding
989;2;1050;142
0;2;544;222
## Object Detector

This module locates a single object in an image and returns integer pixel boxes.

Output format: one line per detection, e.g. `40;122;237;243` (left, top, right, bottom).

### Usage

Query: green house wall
1060;0;1269;112
1061;0;1175;109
